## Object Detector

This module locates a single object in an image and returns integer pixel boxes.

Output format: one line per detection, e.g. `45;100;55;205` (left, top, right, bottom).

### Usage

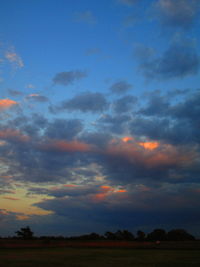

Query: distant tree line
3;226;195;241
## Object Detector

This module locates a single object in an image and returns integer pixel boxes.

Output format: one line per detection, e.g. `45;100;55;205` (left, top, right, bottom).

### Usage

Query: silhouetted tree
15;226;34;239
121;230;135;241
167;229;195;241
147;229;167;241
104;231;117;240
137;230;145;241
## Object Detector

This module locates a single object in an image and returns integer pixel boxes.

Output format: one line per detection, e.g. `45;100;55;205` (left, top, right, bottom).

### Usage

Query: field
1;247;200;267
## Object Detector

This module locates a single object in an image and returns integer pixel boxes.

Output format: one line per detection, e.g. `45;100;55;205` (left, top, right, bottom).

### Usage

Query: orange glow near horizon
138;141;159;150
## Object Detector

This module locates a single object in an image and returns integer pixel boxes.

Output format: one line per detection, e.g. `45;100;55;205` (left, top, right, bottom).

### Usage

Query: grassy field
0;248;200;267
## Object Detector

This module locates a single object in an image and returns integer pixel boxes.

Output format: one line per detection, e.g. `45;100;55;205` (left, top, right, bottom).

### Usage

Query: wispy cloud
118;0;139;6
5;47;24;69
74;11;97;24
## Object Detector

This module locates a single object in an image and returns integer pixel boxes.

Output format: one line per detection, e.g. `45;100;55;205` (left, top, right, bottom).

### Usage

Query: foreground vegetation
1;247;200;267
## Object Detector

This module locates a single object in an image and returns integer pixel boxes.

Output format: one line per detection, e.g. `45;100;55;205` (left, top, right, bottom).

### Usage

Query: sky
0;0;200;237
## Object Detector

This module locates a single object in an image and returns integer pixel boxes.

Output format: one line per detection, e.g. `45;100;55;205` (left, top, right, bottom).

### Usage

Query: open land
0;241;200;267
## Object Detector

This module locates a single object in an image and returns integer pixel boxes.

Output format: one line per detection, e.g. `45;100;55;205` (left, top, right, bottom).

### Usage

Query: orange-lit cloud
100;185;113;192
0;98;18;111
92;185;127;202
138;141;159;150
105;140;191;169
40;140;93;153
116;189;127;193
121;136;134;143
0;129;30;142
92;193;107;202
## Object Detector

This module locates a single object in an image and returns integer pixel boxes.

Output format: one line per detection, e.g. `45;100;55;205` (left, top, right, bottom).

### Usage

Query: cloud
52;92;108;113
133;90;200;145
26;84;35;89
33;182;200;235
86;48;101;56
45;119;83;140
8;89;23;96
0;129;30;143
5;47;24;68
53;70;87;86
155;0;200;29
113;95;137;113
118;0;139;6
74;11;97;24
26;94;48;102
98;114;131;134
0;98;18;111
39;140;93;153
109;81;132;94
138;44;200;80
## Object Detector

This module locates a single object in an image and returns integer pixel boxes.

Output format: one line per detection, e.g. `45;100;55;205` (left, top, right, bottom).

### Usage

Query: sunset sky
0;0;200;237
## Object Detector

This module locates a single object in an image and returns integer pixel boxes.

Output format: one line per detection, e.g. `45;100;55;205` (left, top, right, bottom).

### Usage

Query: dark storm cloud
109;81;132;94
138;44;200;80
113;95;137;113
52;92;108;113
155;0;200;30
53;70;87;86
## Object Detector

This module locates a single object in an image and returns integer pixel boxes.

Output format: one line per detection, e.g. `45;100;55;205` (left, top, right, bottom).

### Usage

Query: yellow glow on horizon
0;187;53;218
